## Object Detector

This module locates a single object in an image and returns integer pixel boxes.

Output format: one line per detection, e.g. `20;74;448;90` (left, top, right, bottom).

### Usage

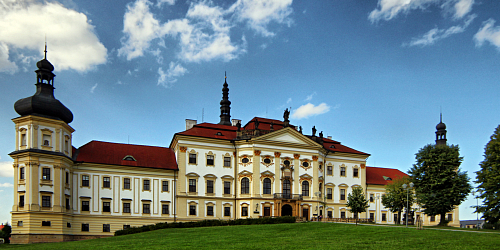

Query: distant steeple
218;72;231;125
435;113;447;145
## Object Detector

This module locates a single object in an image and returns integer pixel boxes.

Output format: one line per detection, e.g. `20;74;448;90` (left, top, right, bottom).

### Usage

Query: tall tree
346;186;369;225
475;125;500;224
381;176;415;225
409;144;471;226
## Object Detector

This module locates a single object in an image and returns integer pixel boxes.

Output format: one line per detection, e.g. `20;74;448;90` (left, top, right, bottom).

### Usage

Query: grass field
1;222;499;249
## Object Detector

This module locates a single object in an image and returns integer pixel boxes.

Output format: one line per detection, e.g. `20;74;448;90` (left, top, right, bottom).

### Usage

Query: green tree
381;176;415;225
0;223;11;243
475;125;500;224
409;144;471;226
346;186;369;225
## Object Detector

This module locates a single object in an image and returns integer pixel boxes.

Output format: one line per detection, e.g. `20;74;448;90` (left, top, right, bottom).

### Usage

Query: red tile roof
174;117;369;156
366;166;408;185
74;141;177;170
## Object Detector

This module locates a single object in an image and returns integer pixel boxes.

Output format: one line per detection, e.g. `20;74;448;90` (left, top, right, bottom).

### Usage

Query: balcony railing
274;193;303;200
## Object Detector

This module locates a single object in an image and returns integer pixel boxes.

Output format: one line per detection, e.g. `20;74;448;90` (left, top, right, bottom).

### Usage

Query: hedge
115;216;297;236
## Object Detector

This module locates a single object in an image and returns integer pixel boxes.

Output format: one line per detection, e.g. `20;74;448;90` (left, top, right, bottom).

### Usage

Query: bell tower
10;47;75;244
435;113;447;146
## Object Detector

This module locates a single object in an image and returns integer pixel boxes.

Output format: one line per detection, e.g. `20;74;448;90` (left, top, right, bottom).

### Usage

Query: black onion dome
14;57;73;124
436;121;446;130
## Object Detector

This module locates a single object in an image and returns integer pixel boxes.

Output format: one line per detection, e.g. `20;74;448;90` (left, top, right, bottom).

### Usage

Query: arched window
263;178;271;194
282;179;291;198
241;177;250;194
302;181;309;197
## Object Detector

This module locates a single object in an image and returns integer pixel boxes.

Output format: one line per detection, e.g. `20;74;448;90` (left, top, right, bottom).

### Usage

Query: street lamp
402;182;414;227
472;189;479;229
315;191;322;221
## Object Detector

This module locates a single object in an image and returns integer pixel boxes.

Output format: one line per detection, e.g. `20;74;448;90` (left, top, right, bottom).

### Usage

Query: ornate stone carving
274;152;281;158
360;164;366;169
180;146;187;152
293;154;300;159
254;150;261;156
312;155;319;161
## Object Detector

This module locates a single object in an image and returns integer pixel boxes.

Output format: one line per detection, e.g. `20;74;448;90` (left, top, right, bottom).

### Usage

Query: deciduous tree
409;144;471;226
346;186;369;225
475;125;500;224
381;176;415;225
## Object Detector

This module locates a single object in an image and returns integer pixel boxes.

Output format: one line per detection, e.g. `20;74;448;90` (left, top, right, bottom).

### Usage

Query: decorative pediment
299;174;312;184
204;174;217;179
186;172;200;178
238;170;253;181
325;182;336;187
221;175;234;180
260;170;275;181
254;127;323;147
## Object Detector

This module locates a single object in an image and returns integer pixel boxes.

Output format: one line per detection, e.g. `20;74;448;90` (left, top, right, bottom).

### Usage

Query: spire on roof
436;112;447;145
218;72;231;125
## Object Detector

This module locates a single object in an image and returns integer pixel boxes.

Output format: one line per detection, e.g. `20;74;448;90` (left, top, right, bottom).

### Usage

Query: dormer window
123;155;136;161
216;132;223;136
330;145;335;149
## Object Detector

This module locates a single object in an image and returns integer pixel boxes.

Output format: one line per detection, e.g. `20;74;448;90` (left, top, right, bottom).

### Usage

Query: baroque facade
9;56;458;244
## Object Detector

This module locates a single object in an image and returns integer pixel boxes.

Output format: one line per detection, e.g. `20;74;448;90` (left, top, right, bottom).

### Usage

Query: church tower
10;47;75;243
435;113;447;145
218;73;231;125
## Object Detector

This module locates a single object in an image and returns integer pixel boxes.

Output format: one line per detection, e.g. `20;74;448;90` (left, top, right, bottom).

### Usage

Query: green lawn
1;222;498;249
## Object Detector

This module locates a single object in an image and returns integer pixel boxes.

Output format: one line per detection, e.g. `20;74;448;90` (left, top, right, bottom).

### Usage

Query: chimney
232;119;241;126
186;119;197;130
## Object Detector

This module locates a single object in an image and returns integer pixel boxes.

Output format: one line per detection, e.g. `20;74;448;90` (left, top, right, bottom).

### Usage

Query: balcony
274;193;303;200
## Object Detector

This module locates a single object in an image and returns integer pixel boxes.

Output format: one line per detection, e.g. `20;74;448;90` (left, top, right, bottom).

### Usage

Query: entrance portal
282;204;293;216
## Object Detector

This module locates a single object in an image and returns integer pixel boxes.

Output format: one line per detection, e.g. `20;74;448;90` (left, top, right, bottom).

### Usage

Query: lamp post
315;191;321;221
472;189;479;229
402;182;414;227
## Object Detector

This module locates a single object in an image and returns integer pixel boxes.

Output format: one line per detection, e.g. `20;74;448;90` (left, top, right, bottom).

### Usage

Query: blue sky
1;0;499;224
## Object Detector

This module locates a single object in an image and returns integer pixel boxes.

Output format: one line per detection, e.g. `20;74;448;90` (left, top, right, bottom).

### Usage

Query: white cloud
291;103;330;119
369;0;474;23
90;83;98;93
0;43;18;73
0;183;13;188
286;97;292;104
157;0;175;8
157;62;187;87
474;19;500;50
230;0;294;37
305;92;316;101
405;14;475;46
119;0;292;80
0;0;107;72
0;161;13;178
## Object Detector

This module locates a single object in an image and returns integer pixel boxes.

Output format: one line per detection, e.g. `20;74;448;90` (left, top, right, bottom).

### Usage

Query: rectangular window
189;205;196;215
20;167;25;180
340;189;346;200
353;168;359;177
370;194;374;202
17;221;23;227
143;180;150;191
65;172;69;184
189;179;196;192
394;214;398;223
340;167;346;177
65;139;69;152
21;133;26;146
430;216;435;222
207;180;214;194
143;203;150;214
207;205;214;216
328;211;333;218
103;202;111;212
82;175;89;187
327;188;332;199
162;181;168;192
66;198;70;210
327;166;332;175
42;168;50;180
42;221;51;226
224;157;231;167
447;214;452;221
224;207;230;217
103;224;110;232
123;203;131;213
103;177;110;188
382;213;387;221
123;225;130;230
224;181;230;194
124;178;130;189
19;195;24;207
370;213;374;221
189;153;197;164
162;204;169;214
241;207;248;217
264;207;271;217
82;223;89;232
43;134;51;146
206;155;214;165
341;211;346;219
42;196;51;207
82;201;90;211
